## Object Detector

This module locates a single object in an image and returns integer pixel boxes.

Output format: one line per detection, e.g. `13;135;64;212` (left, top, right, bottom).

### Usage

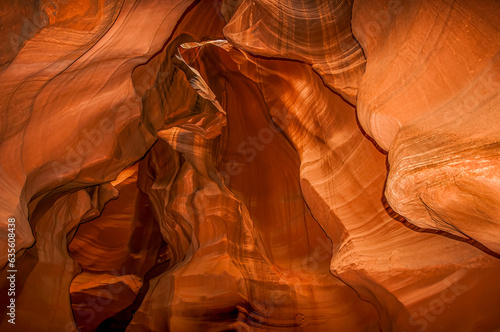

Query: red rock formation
69;165;165;332
0;0;499;331
353;0;500;255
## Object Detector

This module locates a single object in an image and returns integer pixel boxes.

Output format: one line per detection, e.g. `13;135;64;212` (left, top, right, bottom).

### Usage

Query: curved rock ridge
0;0;498;331
179;41;500;331
352;0;500;254
0;0;200;331
68;165;165;332
128;126;378;331
224;0;366;104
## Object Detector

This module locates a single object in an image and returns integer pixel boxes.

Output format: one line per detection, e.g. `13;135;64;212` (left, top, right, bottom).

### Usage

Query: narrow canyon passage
0;0;499;331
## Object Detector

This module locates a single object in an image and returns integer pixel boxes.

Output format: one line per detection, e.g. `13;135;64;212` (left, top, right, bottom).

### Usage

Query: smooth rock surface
0;0;499;331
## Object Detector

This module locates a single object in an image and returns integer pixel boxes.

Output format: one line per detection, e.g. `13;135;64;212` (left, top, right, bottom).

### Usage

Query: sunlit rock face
0;0;499;331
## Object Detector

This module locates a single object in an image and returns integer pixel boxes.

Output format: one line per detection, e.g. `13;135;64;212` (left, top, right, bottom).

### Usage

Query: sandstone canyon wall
0;0;499;331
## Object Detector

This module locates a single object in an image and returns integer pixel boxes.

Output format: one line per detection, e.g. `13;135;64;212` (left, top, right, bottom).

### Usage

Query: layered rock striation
0;0;499;331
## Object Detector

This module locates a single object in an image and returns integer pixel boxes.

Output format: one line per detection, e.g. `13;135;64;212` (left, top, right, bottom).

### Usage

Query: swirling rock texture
0;0;499;331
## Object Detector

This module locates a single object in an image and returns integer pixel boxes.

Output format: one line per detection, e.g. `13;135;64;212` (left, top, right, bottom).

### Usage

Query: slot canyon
0;0;499;331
